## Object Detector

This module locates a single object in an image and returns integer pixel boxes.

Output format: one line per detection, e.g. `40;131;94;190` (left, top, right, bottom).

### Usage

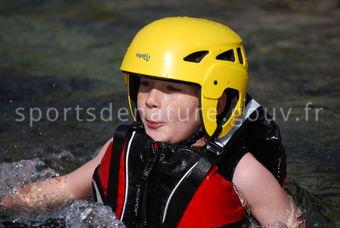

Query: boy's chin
145;131;168;142
144;129;178;144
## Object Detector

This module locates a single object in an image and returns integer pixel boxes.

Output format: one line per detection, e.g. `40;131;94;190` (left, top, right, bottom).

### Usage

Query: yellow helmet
120;17;248;138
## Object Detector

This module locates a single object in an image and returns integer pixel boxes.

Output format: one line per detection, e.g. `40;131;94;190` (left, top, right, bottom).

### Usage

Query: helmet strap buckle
206;140;224;157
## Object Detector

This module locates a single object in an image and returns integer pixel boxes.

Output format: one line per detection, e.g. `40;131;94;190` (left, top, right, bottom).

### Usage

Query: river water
0;0;339;227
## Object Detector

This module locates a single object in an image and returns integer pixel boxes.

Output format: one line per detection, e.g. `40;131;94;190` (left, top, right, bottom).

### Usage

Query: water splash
3;200;126;227
0;158;58;198
0;159;125;227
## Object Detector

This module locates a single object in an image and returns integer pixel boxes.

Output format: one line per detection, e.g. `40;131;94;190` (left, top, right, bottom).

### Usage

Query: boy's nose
145;88;161;108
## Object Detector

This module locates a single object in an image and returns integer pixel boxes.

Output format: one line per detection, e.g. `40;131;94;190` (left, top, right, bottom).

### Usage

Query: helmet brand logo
136;52;150;61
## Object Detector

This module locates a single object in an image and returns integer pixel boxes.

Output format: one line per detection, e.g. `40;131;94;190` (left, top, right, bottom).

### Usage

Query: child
1;17;305;227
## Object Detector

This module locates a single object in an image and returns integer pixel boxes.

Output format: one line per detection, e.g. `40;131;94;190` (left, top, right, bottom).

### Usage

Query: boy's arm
233;152;305;228
0;138;113;211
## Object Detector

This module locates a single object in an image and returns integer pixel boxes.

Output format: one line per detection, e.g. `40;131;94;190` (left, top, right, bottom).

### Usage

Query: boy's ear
217;92;227;115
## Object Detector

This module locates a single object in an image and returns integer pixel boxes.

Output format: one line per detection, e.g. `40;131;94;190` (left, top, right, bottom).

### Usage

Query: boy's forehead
137;74;199;87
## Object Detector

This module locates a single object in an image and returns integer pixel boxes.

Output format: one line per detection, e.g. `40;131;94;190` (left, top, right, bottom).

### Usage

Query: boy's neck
191;136;209;148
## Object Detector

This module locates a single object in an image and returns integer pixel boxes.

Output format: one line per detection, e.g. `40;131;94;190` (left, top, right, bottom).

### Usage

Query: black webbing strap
92;166;106;203
106;123;132;210
162;151;217;227
163;98;261;227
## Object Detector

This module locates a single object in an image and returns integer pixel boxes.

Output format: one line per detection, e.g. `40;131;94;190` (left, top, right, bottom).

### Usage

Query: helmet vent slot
183;51;209;63
237;48;244;64
216;49;235;62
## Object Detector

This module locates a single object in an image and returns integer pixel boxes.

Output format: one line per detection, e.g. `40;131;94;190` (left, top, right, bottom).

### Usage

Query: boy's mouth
145;119;163;129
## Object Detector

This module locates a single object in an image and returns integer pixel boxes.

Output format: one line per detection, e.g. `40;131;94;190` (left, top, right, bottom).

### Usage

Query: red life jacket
92;127;248;227
92;98;287;227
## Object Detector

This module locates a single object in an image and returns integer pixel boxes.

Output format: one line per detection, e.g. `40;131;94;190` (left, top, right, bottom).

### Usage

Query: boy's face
137;77;202;144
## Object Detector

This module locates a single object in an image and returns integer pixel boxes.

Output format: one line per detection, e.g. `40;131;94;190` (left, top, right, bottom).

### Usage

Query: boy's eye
166;85;181;92
140;81;150;87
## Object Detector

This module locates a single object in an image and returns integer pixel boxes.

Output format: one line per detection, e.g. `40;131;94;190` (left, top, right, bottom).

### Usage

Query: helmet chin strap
211;124;222;140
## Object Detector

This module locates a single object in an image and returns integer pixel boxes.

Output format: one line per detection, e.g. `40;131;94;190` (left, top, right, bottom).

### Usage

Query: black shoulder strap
105;123;134;209
162;98;261;227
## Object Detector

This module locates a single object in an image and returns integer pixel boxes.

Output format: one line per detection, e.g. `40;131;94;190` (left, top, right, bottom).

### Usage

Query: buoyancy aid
92;97;287;228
